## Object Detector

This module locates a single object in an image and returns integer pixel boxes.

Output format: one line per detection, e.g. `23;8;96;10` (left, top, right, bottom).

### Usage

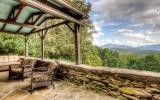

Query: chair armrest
9;64;20;69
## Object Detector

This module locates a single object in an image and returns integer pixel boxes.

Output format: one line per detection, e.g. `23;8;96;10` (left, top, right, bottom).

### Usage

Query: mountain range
102;43;160;54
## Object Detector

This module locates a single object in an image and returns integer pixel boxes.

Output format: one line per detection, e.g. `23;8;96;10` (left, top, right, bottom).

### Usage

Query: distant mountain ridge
102;43;132;49
102;43;160;52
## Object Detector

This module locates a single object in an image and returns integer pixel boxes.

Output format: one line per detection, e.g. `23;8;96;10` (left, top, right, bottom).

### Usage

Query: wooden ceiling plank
0;30;24;35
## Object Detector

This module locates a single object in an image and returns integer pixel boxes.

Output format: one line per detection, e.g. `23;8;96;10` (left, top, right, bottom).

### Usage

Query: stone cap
60;62;160;83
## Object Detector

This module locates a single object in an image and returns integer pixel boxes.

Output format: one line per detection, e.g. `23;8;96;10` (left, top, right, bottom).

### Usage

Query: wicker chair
9;59;37;80
30;61;59;94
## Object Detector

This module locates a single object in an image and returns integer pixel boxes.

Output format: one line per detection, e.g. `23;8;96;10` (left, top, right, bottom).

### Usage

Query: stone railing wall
0;55;24;63
56;63;160;100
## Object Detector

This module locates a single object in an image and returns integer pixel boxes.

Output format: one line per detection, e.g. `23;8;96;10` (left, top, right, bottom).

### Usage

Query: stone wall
56;63;160;100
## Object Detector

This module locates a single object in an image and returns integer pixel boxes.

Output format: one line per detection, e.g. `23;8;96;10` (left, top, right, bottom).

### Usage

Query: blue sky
87;0;160;47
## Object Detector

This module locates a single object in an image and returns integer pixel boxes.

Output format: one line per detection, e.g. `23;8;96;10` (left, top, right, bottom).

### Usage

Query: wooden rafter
32;13;43;24
29;17;56;33
16;12;44;33
0;19;43;29
28;21;67;35
65;23;75;33
1;5;24;31
15;5;25;20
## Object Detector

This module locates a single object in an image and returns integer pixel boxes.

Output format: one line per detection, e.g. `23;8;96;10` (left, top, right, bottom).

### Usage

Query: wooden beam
37;0;82;20
0;19;42;29
65;23;75;33
74;24;81;65
54;0;88;18
28;21;68;35
17;0;83;25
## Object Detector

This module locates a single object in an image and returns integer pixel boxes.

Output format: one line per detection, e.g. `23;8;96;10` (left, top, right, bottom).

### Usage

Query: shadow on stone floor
0;71;118;100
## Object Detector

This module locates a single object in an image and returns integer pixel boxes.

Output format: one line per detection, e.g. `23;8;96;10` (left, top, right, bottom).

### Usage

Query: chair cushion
11;68;22;73
33;74;49;82
24;68;32;72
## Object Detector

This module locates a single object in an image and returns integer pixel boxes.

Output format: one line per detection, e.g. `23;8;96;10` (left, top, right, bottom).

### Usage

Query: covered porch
0;0;86;65
0;0;117;100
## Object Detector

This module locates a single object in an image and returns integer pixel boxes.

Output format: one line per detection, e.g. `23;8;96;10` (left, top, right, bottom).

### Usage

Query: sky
87;0;160;47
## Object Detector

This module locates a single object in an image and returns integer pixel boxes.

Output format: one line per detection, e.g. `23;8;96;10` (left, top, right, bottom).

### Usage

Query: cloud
91;0;160;29
116;29;155;42
89;0;160;46
107;23;120;26
128;23;144;28
92;21;105;46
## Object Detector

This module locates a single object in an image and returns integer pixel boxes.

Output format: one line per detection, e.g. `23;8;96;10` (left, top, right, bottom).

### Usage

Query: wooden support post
38;23;48;60
75;24;81;65
41;32;45;60
24;35;29;57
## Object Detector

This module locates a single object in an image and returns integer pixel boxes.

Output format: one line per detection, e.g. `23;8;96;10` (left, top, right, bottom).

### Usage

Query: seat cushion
11;67;31;73
33;74;49;82
11;68;22;73
24;67;32;72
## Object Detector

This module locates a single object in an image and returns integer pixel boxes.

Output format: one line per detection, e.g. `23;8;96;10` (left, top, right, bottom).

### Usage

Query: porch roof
0;0;87;35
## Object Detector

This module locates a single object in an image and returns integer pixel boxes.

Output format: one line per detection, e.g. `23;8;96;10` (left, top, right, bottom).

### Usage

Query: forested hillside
0;0;160;72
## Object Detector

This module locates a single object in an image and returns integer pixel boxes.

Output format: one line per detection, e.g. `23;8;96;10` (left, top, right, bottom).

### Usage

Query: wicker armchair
31;61;59;94
9;59;37;80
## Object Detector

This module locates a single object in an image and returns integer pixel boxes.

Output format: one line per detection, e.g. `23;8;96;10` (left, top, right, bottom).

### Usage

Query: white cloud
91;0;160;32
89;0;160;47
128;23;144;27
92;21;105;46
107;23;120;26
116;29;155;42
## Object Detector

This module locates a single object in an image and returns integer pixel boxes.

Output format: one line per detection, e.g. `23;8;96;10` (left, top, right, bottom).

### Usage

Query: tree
143;55;160;72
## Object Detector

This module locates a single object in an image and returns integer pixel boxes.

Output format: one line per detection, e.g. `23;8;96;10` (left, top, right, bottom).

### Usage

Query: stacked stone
56;64;160;100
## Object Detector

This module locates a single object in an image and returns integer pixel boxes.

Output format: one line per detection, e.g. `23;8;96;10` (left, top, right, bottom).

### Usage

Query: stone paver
0;72;118;100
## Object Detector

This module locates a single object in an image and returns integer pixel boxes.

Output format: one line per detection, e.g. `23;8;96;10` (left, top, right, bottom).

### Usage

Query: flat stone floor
0;71;118;100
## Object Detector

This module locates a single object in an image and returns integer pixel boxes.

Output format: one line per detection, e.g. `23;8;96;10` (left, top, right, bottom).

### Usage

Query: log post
41;32;45;59
75;24;81;65
38;30;48;59
24;35;29;57
38;21;48;60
